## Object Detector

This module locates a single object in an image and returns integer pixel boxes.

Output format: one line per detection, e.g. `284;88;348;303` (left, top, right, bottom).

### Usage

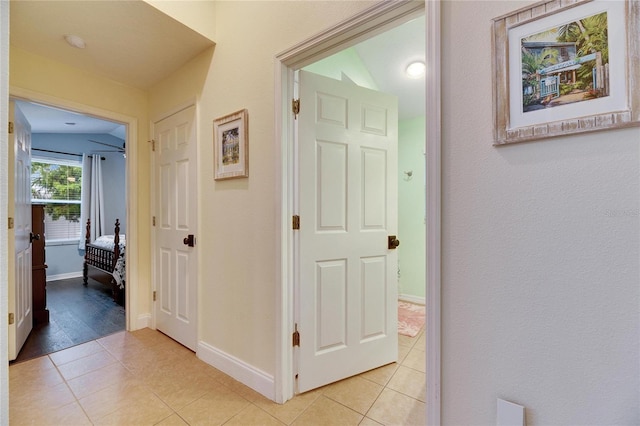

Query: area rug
398;301;426;337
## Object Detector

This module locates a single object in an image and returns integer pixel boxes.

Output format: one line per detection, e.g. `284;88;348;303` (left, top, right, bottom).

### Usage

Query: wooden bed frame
83;218;124;304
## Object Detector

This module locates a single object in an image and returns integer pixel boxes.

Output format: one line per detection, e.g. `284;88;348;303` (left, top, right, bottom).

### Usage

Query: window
31;158;82;241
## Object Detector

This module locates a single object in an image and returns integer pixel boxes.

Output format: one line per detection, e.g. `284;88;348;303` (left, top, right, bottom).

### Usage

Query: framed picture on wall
213;109;248;180
492;0;640;145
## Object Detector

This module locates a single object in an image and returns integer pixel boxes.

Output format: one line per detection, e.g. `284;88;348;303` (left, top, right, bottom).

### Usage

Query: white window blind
31;158;83;241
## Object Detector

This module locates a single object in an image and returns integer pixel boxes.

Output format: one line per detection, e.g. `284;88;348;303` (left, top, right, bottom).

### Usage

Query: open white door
154;105;198;351
296;70;398;392
8;101;33;361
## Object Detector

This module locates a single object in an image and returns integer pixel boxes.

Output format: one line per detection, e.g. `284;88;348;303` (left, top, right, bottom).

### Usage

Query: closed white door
297;70;399;392
9;101;33;361
154;106;198;351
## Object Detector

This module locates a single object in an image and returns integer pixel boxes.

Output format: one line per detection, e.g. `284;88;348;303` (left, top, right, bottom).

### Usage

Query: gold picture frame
492;0;640;145
213;109;248;180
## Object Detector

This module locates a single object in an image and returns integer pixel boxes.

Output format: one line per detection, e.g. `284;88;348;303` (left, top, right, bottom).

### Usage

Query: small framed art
492;0;640;145
214;109;248;180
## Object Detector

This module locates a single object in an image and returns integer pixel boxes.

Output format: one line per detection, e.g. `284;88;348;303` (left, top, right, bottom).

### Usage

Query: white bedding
92;234;126;251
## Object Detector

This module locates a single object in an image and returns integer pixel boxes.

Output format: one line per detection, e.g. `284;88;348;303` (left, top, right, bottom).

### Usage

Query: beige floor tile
386;365;426;402
292;395;363;425
10;381;76;413
217;374;266;403
66;362;137;399
401;347;426;373
253;389;322;425
366;388;425;426
155;413;190;425
9;365;64;399
322;375;383;415
10;400;92;426
150;369;223;411
225;404;285;425
49;340;104;366
415;329;426;350
78;378;155;421
398;333;418;348
358;363;398;386
398;343;411;364
56;349;118;381
177;385;250;425
93;393;173;425
359;417;383;426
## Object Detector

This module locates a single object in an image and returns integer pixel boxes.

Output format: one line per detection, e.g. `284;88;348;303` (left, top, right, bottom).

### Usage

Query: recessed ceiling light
406;61;426;78
64;34;86;49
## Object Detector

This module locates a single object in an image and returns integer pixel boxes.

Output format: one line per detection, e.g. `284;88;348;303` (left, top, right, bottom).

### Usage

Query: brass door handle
388;235;400;250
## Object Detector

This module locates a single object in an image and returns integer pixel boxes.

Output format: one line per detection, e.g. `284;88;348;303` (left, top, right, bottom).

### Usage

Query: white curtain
78;154;106;249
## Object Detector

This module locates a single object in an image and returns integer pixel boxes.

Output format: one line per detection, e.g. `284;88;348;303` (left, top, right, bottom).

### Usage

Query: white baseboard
135;313;151;330
399;294;426;305
47;271;83;282
197;340;275;401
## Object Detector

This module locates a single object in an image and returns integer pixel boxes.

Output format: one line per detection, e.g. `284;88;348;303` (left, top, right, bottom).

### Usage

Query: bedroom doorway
8;96;130;363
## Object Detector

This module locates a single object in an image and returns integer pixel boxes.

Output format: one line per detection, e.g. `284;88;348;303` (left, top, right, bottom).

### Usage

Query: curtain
78;154;106;249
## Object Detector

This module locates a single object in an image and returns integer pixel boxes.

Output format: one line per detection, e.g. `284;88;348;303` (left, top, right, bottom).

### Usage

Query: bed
83;218;125;304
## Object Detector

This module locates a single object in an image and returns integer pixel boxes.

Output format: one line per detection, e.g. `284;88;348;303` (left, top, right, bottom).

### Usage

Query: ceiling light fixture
406;61;426;78
64;34;86;49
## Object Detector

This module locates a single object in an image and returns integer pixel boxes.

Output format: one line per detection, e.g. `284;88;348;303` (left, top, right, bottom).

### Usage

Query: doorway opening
275;3;440;419
9;97;132;363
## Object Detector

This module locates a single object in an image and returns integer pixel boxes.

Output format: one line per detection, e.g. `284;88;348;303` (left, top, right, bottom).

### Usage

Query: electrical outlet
497;398;524;426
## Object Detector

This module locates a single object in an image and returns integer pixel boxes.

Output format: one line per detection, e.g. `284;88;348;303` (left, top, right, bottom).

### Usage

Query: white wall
441;1;640;424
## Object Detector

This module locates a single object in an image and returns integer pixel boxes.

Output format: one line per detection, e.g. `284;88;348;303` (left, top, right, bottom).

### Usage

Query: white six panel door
154;106;198;351
297;70;399;392
9;101;33;360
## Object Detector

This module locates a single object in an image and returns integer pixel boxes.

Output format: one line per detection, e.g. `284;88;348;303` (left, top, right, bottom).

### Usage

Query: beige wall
9;46;153;318
149;0;377;378
441;1;639;424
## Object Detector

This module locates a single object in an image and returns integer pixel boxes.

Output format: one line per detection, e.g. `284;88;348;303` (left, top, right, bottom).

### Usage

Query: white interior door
154;105;198;351
296;70;399;392
9;101;33;361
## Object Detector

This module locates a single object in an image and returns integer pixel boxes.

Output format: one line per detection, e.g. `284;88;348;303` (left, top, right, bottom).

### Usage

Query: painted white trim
274;0;430;406
1;0;10;422
47;272;83;282
8;86;139;333
197;340;275;401
136;313;152;330
399;294;426;305
426;1;442;424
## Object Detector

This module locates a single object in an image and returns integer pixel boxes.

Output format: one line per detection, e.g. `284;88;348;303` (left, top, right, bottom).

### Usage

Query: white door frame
7;87;139;331
274;1;442;423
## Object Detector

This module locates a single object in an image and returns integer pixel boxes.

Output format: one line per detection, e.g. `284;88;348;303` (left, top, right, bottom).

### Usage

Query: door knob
183;234;195;247
388;235;400;250
30;232;41;244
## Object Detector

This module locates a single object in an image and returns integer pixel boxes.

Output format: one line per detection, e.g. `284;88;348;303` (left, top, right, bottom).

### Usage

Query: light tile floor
9;327;425;425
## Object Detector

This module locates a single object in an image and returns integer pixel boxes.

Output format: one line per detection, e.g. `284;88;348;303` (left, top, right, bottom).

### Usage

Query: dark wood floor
11;277;125;364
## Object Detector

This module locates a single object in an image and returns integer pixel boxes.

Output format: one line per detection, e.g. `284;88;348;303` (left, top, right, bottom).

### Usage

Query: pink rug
398;301;426;337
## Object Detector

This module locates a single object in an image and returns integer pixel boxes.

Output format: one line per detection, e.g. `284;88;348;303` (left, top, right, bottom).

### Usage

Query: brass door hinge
292;215;300;230
8;121;14;134
153;216;156;226
292;324;300;347
153;291;157;301
149;139;156;152
292;99;300;119
8;217;14;229
8;313;14;325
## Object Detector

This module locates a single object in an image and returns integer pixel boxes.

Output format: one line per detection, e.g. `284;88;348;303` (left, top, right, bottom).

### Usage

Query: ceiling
10;1;424;135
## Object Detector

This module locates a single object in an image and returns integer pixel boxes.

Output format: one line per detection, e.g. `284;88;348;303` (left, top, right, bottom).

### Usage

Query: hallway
9;327;425;425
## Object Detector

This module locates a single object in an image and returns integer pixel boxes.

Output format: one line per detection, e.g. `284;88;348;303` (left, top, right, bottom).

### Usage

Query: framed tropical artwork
492;0;640;144
213;109;248;180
